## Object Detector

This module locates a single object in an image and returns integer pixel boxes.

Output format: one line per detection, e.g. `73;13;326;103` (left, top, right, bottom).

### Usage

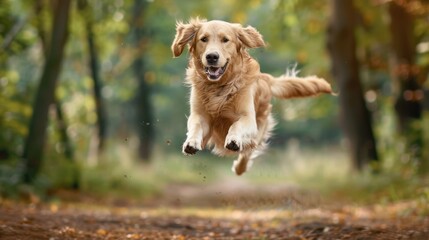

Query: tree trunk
388;2;421;128
34;0;49;56
54;97;79;189
33;0;78;187
132;0;154;162
0;16;26;51
79;0;108;152
22;0;72;183
327;0;379;170
388;1;424;172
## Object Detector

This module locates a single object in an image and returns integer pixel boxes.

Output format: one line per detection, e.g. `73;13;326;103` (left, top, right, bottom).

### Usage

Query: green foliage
0;160;23;198
0;1;35;58
0;69;33;158
0;1;37;159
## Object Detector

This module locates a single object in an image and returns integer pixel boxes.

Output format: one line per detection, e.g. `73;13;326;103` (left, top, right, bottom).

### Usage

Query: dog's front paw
183;144;198;155
225;140;240;152
182;139;202;155
225;135;242;152
225;135;256;152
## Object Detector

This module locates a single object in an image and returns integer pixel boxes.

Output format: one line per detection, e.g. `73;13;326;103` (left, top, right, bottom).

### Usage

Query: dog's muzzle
205;63;228;80
203;51;228;81
204;52;228;81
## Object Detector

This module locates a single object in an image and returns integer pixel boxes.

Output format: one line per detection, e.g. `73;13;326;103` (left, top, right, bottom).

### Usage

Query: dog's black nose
206;52;219;65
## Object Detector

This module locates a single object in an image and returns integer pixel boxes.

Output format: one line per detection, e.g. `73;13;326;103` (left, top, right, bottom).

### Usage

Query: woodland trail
1;180;428;240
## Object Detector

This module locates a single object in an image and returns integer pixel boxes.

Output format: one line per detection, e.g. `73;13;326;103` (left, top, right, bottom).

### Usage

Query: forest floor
1;177;429;239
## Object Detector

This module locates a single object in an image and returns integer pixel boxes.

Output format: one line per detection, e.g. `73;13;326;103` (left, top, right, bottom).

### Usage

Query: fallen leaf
97;228;107;235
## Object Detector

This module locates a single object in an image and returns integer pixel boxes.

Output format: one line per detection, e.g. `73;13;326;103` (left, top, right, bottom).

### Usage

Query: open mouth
204;61;228;80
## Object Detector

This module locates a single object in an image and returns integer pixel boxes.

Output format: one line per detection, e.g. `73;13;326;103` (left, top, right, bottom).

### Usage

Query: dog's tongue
206;67;223;79
209;67;221;75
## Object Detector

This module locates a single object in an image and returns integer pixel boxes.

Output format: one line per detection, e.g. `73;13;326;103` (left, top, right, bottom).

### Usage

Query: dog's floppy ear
171;18;204;57
237;25;265;49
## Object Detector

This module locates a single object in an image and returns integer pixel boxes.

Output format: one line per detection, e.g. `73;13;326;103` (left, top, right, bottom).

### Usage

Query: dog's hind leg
232;113;276;175
232;151;253;176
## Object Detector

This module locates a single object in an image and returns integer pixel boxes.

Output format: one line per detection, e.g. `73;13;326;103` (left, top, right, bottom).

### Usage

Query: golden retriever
171;18;333;175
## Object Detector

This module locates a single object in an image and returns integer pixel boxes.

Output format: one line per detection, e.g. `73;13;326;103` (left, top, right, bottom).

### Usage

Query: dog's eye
222;37;229;43
200;37;208;42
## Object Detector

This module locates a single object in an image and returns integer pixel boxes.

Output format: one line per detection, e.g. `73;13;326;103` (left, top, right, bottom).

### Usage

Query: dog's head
171;18;265;82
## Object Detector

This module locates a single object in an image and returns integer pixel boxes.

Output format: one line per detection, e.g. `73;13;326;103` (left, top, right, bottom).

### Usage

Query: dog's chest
200;83;241;116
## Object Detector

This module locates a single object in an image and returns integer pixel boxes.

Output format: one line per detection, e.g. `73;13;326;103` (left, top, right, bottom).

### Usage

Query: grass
1;142;428;211
36;142;229;201
241;146;429;207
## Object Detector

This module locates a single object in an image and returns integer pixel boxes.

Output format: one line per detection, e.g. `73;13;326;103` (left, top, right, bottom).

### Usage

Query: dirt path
1;177;428;239
1;194;428;239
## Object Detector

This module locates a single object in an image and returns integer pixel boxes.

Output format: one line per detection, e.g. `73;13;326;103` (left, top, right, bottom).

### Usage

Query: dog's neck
186;53;258;116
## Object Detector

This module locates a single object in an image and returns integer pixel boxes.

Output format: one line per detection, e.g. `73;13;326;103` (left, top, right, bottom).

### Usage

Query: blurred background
0;0;428;206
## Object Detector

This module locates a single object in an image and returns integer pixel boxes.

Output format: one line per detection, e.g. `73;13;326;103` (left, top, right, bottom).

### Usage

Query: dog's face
196;21;236;81
172;18;265;82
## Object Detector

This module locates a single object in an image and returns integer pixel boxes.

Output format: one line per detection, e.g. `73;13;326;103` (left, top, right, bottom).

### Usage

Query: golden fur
172;18;333;175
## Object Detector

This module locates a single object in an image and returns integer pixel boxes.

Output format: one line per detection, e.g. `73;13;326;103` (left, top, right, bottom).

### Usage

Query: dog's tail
266;72;334;99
